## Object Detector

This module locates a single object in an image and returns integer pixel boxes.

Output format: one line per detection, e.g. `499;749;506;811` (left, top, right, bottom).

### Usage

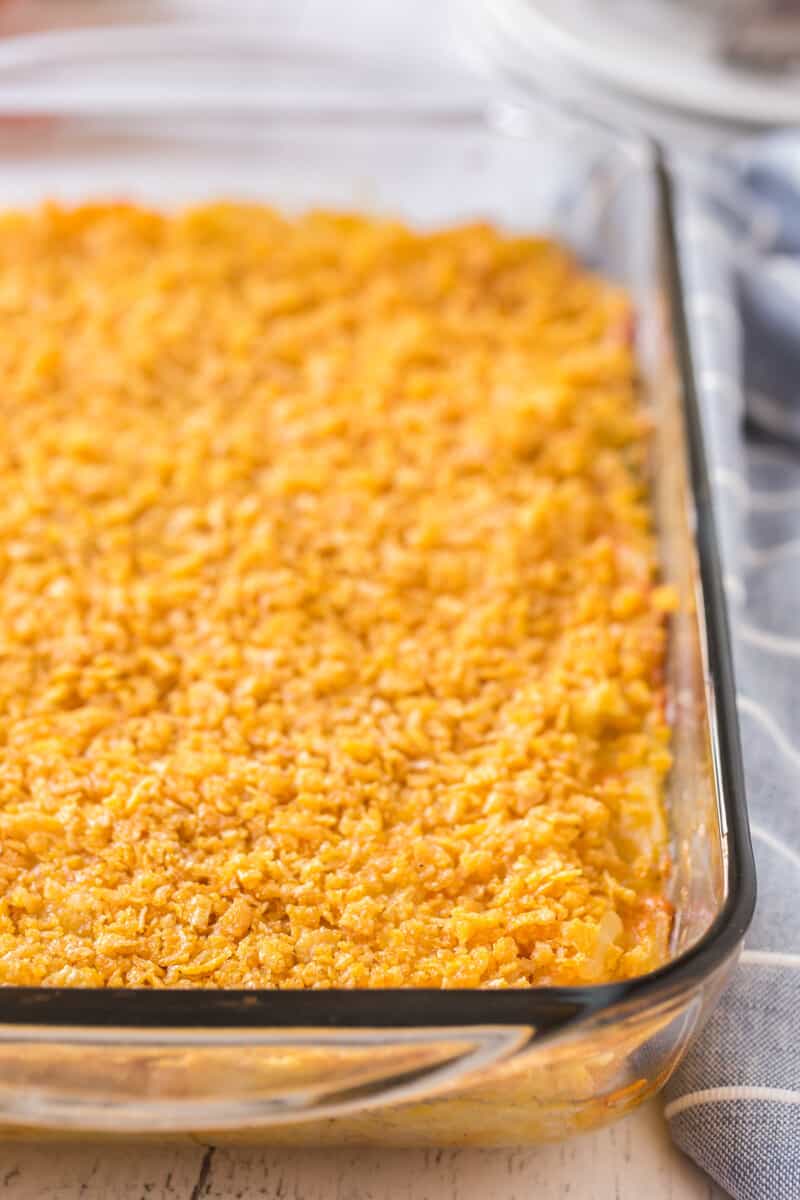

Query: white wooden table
0;1103;726;1199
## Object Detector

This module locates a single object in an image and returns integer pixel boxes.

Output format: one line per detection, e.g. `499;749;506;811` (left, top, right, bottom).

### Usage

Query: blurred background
1;0;799;143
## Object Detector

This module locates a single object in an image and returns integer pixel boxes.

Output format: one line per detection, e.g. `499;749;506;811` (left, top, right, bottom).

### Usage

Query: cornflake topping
0;204;671;989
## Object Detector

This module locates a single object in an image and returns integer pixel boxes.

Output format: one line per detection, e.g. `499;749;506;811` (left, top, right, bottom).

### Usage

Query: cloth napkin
663;138;800;1200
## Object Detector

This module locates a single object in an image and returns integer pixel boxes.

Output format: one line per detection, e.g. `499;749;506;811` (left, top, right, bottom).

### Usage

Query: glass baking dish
0;33;755;1146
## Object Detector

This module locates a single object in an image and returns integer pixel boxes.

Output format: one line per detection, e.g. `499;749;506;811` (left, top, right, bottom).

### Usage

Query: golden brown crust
0;204;671;988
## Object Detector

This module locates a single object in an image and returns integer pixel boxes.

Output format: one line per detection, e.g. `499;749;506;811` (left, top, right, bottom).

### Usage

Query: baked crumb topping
0;204;671;988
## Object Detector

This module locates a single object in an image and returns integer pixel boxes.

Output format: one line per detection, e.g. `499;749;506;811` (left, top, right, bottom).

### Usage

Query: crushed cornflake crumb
0;203;672;989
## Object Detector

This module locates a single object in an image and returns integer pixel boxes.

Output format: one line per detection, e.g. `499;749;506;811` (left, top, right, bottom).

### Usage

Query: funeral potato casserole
0;203;673;990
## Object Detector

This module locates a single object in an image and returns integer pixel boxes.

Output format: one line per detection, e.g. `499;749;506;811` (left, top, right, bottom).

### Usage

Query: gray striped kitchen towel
664;137;800;1200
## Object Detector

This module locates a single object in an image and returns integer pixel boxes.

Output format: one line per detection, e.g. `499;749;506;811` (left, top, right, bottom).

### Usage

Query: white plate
482;0;800;127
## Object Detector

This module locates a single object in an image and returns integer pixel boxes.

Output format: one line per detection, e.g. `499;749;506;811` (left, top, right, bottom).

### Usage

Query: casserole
0;201;673;992
0;34;754;1144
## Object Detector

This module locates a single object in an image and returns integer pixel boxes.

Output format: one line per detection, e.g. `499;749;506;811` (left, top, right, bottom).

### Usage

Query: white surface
0;1103;726;1200
0;2;733;1196
481;0;800;126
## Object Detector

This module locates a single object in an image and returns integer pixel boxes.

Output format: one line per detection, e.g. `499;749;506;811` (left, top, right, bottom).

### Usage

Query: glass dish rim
0;85;755;1032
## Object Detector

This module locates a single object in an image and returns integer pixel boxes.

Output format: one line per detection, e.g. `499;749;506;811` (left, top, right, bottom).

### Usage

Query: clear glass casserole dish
0;33;755;1146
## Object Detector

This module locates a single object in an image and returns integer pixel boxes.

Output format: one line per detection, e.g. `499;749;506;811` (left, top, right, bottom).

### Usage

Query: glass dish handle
0;1025;530;1132
0;26;485;116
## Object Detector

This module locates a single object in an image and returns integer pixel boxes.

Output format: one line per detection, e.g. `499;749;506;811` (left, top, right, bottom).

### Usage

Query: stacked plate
470;0;800;143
